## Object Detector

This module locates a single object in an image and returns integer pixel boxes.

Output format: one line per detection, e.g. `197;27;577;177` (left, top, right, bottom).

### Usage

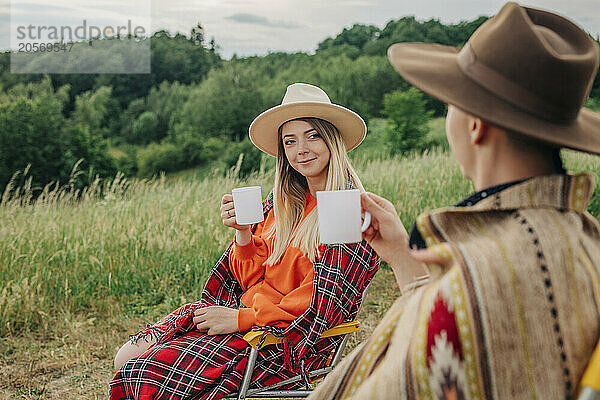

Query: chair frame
228;321;360;399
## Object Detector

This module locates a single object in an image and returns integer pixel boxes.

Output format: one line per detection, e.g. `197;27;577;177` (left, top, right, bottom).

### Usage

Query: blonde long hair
264;117;365;266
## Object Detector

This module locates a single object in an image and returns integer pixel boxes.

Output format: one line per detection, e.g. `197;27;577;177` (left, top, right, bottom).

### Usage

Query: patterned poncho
110;191;379;400
308;173;600;400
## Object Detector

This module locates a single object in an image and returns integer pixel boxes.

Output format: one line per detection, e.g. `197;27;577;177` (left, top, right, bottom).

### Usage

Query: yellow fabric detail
578;250;600;321
343;315;400;399
527;180;535;207
448;268;485;399
417;213;437;248
470;214;538;400
243;320;361;350
412;284;438;399
581;340;600;391
546;209;587;346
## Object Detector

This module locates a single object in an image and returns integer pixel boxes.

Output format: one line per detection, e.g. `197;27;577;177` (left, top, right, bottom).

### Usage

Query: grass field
2;118;600;399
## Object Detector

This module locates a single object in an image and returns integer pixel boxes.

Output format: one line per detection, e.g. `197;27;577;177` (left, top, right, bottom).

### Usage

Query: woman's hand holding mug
221;194;252;246
221;187;264;246
220;194;250;231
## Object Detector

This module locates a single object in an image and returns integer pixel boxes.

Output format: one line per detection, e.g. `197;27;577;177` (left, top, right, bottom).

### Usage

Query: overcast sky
2;0;599;59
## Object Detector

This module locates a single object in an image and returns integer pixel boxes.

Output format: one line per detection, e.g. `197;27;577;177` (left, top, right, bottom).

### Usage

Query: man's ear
468;116;488;145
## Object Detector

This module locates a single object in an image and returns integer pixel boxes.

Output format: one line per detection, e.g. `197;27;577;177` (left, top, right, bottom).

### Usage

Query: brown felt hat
387;2;600;154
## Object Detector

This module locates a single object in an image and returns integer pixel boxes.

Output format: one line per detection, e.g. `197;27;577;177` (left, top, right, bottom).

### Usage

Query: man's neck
472;153;558;191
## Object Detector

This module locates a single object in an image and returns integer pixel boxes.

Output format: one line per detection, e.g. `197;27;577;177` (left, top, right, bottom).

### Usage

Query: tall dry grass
0;158;272;338
1;146;600;341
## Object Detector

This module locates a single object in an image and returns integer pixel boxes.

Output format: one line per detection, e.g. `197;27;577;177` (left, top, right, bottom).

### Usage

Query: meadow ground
2;119;600;399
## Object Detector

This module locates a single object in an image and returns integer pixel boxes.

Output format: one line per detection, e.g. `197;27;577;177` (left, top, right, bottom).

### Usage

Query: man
309;2;600;399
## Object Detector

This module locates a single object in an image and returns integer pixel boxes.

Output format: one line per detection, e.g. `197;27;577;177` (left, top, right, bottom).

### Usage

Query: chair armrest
243;321;361;350
320;321;360;338
243;330;284;350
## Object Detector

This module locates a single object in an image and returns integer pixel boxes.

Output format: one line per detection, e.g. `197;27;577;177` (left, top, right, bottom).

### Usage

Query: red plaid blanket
109;191;379;400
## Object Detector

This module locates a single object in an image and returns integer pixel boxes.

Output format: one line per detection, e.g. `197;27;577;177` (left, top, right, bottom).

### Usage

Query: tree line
1;18;599;196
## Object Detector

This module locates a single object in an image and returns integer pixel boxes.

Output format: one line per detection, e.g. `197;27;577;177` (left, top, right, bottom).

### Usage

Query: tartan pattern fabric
110;190;379;400
110;329;329;400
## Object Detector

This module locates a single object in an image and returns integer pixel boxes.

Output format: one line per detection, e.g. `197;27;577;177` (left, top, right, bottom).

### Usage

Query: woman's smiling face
280;119;331;181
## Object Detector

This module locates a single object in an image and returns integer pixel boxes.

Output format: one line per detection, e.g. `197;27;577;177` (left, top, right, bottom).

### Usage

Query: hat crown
282;83;332;105
458;2;599;123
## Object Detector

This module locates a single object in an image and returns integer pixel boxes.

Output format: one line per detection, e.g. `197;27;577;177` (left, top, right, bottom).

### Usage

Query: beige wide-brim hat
387;2;600;155
249;83;367;157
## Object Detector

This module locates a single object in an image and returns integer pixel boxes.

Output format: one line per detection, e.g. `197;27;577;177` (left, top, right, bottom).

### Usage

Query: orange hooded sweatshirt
229;193;316;332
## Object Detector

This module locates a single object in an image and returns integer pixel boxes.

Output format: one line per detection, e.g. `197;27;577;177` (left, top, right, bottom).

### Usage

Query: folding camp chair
226;275;375;400
578;339;600;400
227;320;361;399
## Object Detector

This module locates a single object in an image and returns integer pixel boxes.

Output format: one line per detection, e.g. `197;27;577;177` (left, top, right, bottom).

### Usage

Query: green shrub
112;144;139;177
383;87;433;156
63;123;118;184
132;111;160;144
0;79;117;195
424;117;449;151
175;134;225;168
134;133;227;178
224;138;266;178
136;142;183;177
586;97;600;112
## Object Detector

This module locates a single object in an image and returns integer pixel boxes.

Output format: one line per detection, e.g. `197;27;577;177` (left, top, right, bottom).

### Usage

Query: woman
110;83;379;400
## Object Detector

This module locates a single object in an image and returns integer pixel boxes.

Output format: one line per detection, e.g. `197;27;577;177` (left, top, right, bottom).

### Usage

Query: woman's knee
114;337;156;371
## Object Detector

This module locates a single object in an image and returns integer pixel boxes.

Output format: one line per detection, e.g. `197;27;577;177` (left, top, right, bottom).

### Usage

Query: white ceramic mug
232;186;264;225
316;189;371;244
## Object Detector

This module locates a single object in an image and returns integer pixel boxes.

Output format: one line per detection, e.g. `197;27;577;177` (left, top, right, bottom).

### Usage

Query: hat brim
388;42;600;155
249;102;367;157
